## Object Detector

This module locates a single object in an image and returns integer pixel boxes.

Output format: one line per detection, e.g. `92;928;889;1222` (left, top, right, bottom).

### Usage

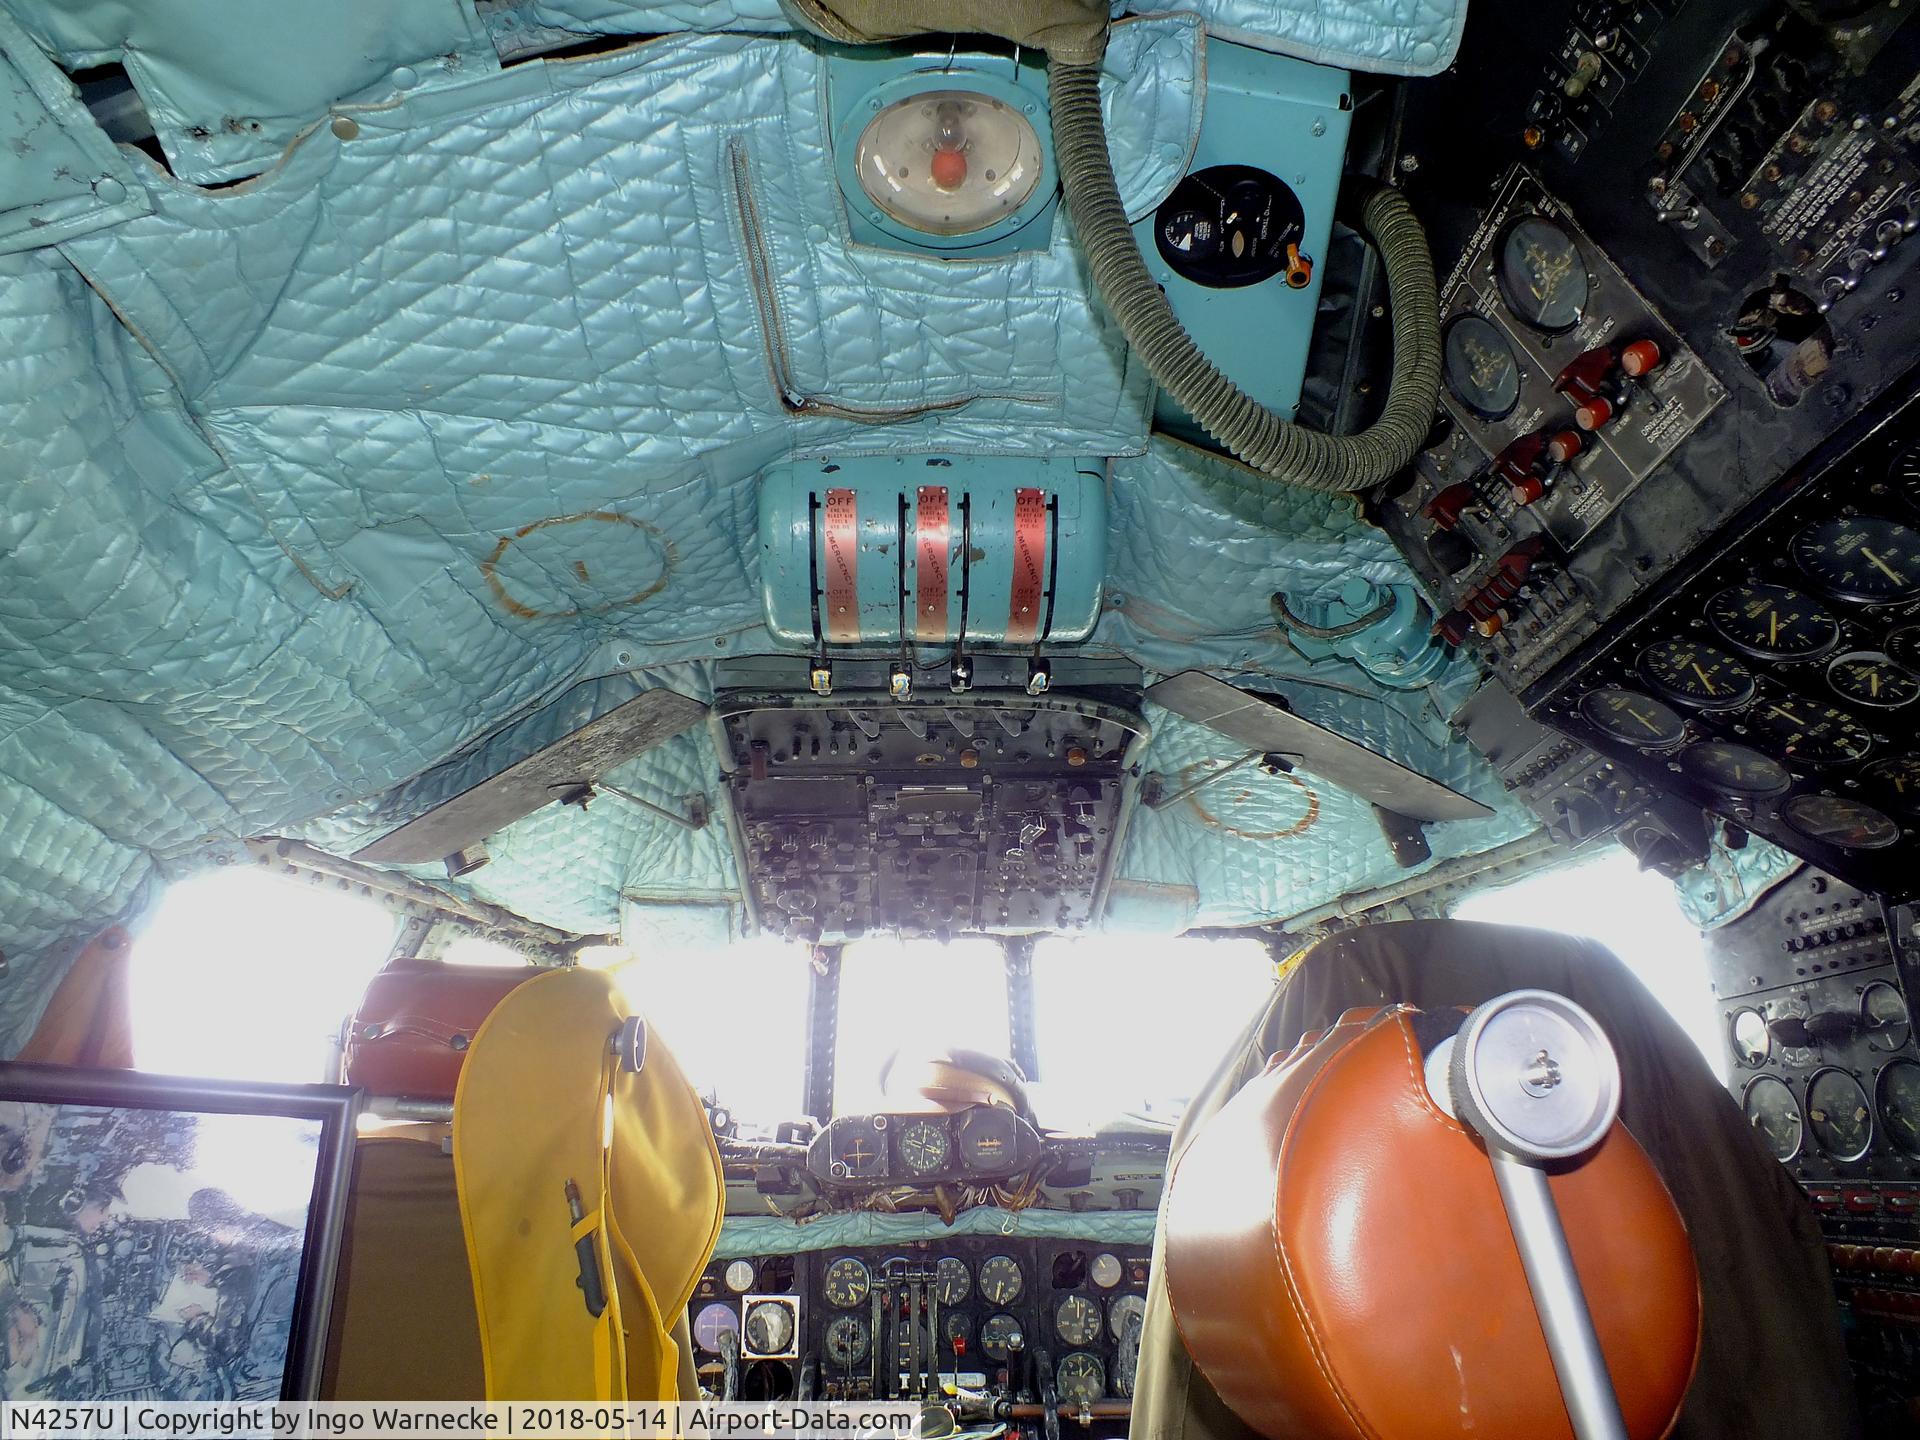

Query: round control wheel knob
1447;989;1621;1162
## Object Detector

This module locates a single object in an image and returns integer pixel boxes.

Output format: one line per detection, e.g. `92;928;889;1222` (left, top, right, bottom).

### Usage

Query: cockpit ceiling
0;0;1507;1048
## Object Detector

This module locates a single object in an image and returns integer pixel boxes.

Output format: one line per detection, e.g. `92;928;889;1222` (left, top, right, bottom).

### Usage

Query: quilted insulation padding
0;0;1465;188
0;16;1521;1054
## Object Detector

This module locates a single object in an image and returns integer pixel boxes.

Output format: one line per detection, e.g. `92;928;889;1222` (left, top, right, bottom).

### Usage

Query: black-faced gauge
1877;1060;1920;1157
693;1302;740;1354
1889;625;1920;671
1889;440;1920;516
957;1106;1019;1172
1055;1295;1102;1347
1742;1075;1803;1162
1154;166;1307;289
1494;215;1589;332
1679;741;1792;798
897;1118;951;1175
1791;515;1920;604
1442;315;1523;421
831;1119;888;1180
1730;1008;1771;1067
1056;1353;1106;1406
1088;1252;1124;1290
935;1256;971;1306
823;1257;871;1309
725;1259;757;1293
1107;1293;1147;1342
743;1300;796;1357
826;1315;871;1367
1806;1069;1873;1162
1578;688;1688;749
1782;792;1901;850
1863;981;1911;1053
1705;583;1840;661
1638;638;1757;710
1864;754;1920;816
1827;651;1920;708
980;1313;1022;1361
944;1312;973;1349
1751;699;1873;766
978;1254;1023;1307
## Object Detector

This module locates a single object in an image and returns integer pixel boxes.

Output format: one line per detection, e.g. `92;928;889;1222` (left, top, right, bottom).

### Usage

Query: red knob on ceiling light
1620;339;1664;377
930;147;969;190
1546;430;1584;463
1575;395;1613;430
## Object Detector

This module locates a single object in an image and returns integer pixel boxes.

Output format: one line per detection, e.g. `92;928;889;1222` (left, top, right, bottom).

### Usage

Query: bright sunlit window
611;936;811;1131
1030;935;1276;1130
1452;846;1725;1080
834;938;1011;1114
131;868;399;1084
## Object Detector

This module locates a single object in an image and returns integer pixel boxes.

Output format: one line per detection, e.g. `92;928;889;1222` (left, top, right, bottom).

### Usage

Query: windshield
1028;935;1276;1130
833;937;1011;1114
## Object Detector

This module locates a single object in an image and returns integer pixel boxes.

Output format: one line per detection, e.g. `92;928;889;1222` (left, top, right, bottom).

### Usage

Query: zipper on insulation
726;138;1051;423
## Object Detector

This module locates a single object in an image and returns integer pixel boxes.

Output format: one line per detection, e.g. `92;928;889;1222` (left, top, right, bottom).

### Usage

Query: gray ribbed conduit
1048;60;1443;493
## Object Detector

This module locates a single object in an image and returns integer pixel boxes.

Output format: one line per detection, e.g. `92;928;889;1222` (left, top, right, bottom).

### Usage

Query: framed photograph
0;1064;358;1402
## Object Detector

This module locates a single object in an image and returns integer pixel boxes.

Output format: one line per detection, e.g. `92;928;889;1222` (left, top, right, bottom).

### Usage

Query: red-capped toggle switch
1491;430;1583;506
1436;536;1549;643
1423;481;1479;530
1554;346;1621;431
1620;338;1663;377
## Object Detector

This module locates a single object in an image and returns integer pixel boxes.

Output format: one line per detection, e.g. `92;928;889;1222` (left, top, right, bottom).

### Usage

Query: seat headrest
1163;1005;1700;1440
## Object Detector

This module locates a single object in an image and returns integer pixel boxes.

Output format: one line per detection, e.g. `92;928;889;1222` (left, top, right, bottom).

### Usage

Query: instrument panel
807;1108;1045;1187
685;1240;1153;1417
1542;380;1920;895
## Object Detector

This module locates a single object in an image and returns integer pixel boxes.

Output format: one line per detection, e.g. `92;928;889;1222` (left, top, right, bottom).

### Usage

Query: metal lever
1426;990;1630;1440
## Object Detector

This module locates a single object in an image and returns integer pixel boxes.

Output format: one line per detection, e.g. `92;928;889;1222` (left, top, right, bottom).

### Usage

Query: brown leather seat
1163;1003;1701;1440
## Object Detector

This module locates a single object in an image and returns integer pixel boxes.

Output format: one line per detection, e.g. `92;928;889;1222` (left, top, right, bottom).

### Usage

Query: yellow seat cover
452;968;723;1401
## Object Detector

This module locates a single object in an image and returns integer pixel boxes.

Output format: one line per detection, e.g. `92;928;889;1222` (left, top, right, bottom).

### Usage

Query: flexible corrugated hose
1048;60;1443;494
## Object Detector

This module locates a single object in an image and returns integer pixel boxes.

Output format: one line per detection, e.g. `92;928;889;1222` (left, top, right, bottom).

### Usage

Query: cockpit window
612;936;810;1131
1029;936;1276;1131
833;937;1011;1114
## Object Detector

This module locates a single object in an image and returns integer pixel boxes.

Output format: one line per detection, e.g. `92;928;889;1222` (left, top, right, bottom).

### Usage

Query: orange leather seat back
1163;1005;1700;1440
344;961;535;1099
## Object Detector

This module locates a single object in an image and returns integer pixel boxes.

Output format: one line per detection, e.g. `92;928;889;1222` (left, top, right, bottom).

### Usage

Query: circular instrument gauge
980;1313;1023;1362
826;1315;871;1367
1782;792;1901;850
1806;1069;1873;1162
1792;515;1920;604
1578;688;1687;749
724;1259;757;1293
1888;625;1920;671
1706;583;1841;661
1742;1076;1803;1162
1442;315;1522;420
743;1300;796;1356
1494;215;1589;332
1751;698;1873;766
1056;1353;1106;1406
944;1311;972;1349
1055;1295;1102;1347
978;1254;1023;1307
1889;441;1920;515
956;1107;1018;1173
897;1118;951;1175
1088;1252;1124;1290
1639;638;1757;709
1680;741;1792;798
693;1301;740;1354
823;1257;871;1309
935;1256;971;1305
1864;754;1920;816
1863;981;1911;1053
1877;1060;1920;1157
1108;1293;1146;1343
1829;650;1920;708
1730;1008;1771;1067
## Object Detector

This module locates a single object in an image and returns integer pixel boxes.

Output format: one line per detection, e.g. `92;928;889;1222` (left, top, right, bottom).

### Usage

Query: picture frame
0;1062;359;1402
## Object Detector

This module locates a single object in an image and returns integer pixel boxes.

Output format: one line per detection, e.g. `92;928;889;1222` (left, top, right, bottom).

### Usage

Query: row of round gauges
690;1297;801;1357
1442;214;1591;420
811;1299;1146;1373
1742;1061;1920;1164
1730;983;1911;1068
821;1251;1134;1311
